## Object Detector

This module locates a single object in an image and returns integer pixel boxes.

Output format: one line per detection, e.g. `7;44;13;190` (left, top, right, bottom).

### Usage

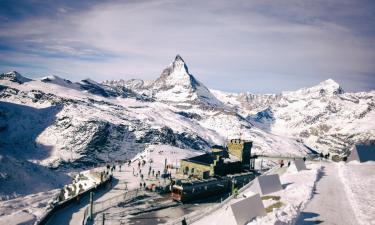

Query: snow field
338;161;375;225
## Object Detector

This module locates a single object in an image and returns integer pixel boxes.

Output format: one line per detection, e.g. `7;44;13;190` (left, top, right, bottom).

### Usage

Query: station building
180;139;253;179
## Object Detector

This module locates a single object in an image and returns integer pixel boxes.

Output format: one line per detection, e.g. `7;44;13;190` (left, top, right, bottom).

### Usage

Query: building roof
211;145;226;150
182;153;217;166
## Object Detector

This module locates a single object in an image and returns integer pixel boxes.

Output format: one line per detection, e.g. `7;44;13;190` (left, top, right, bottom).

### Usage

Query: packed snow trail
296;162;358;225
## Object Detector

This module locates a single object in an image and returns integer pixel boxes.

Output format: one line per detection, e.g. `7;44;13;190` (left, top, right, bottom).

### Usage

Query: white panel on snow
230;193;266;225
248;174;282;195
288;159;306;172
347;145;375;163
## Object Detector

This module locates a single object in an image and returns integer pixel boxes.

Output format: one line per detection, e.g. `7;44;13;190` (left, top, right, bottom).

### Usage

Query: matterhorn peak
152;55;223;106
156;54;191;87
174;54;184;62
171;54;189;74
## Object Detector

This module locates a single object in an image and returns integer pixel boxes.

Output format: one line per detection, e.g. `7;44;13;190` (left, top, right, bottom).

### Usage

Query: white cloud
0;0;374;92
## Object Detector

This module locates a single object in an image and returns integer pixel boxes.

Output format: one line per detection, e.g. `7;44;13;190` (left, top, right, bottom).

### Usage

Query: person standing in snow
182;217;187;225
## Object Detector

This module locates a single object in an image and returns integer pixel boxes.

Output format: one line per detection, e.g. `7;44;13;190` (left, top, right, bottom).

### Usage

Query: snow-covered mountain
212;79;375;156
1;54;374;203
0;56;311;169
1;55;374;177
104;55;222;107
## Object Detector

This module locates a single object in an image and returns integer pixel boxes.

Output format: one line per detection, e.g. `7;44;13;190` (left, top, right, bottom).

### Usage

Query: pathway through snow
296;162;358;225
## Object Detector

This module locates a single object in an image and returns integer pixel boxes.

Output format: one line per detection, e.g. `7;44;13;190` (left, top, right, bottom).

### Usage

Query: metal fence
93;189;144;214
82;189;146;225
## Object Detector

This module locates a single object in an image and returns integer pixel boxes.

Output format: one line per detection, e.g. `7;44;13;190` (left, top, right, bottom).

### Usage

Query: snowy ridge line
168;166;283;225
35;172;112;225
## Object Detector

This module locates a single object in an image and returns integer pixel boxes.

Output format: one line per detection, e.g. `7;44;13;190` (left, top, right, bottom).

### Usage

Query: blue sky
0;0;374;93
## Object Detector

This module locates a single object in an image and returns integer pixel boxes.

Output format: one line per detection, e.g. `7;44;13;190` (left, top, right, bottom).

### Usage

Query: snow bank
194;163;322;225
338;161;375;225
247;163;322;225
0;189;59;225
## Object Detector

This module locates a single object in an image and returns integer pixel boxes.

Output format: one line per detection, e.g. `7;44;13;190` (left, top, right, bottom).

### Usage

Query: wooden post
89;192;93;220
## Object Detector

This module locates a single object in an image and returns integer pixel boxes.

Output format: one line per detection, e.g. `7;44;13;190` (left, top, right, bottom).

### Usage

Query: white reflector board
230;193;266;225
248;174;282;195
288;159;306;172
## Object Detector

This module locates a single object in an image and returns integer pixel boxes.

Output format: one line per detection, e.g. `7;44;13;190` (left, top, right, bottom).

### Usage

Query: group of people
103;155;174;193
279;157;307;168
319;152;330;159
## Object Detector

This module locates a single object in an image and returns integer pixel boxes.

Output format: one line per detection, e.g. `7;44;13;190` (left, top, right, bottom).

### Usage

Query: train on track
171;172;258;202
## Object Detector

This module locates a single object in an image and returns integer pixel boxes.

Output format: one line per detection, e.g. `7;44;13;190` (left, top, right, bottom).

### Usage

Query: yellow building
180;139;253;179
227;139;252;166
180;154;217;179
